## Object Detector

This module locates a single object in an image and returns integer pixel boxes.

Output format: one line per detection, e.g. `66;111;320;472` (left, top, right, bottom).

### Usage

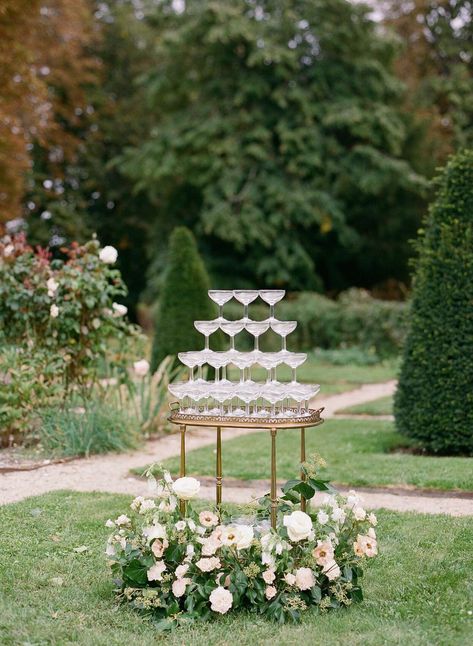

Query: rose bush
106;459;379;630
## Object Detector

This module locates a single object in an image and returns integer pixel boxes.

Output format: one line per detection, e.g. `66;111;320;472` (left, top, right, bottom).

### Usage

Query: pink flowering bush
106;459;379;629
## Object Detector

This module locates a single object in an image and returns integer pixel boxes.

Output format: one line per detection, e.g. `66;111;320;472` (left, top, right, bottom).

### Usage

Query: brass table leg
300;427;306;512
216;426;222;510
270;427;277;529
179;424;186;515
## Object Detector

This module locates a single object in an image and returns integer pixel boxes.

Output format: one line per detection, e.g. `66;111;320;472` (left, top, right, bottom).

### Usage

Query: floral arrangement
105;459;378;630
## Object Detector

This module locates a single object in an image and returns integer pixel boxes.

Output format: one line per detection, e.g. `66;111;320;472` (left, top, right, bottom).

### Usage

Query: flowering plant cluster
106;463;379;630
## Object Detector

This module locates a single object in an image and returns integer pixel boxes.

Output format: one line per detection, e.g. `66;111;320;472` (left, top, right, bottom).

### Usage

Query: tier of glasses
169;290;320;419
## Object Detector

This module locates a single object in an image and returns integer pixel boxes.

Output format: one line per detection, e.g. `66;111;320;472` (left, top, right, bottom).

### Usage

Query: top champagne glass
233;290;259;320
259;290;285;321
208;290;233;320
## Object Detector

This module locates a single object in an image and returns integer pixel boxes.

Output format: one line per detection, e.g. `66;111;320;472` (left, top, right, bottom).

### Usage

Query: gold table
168;407;325;528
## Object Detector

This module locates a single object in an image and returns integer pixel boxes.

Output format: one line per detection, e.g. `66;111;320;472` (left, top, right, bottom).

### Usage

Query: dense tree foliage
118;0;426;291
394;150;473;455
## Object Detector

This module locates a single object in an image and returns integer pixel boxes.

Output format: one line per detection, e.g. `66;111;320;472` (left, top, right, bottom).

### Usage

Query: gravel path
2;379;472;516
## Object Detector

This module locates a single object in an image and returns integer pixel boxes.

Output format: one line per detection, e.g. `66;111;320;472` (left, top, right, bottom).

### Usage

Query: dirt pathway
2;379;472;516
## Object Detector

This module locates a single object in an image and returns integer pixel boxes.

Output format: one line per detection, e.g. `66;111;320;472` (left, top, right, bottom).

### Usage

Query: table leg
179;424;186;515
270;427;277;529
300;427;306;512
216;426;222;509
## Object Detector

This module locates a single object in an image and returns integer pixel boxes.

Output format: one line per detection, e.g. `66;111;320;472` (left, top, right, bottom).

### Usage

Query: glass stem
231;336;235;351
270;304;274;319
205;336;209;350
292;368;296;382
244;304;248;319
255;336;259;351
189;368;193;382
282;337;286;351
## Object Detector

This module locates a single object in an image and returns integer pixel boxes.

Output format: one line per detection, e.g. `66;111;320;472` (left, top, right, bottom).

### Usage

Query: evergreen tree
151;226;216;372
394;149;473;455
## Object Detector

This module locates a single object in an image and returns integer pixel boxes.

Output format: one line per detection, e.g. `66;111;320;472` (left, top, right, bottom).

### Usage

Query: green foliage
38;402;138;457
151;227;217;371
227;289;408;356
395;150;473;455
119;0;426;292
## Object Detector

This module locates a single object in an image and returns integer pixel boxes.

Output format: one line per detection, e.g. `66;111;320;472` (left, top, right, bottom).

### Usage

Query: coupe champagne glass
232;353;251;383
283;352;307;382
259;290;285;321
271;320;297;351
295;383;320;414
208;290;233;320
194;320;220;350
207;352;228;382
178;352;199;382
236;384;257;417
261;384;282;418
258;353;283;384
221;319;246;352
233;290;259;320
246;320;269;352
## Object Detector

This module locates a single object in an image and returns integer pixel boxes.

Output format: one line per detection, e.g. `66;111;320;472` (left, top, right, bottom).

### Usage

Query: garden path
2;379;473;516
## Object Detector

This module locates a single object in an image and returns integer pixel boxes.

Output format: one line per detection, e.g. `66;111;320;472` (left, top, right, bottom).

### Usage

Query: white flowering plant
106;458;379;630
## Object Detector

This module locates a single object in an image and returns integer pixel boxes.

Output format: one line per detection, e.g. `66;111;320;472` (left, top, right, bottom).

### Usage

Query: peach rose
295;567;315;591
265;585;277;600
312;539;334;566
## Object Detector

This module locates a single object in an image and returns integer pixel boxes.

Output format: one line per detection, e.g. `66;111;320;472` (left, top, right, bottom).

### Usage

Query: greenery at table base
106;458;378;630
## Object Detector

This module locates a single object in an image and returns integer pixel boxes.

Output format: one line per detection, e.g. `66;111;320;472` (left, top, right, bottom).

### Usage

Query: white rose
99;245;118;264
209;586;233;614
175;564;189;579
175;520;186;531
115;514;130;526
368;513;378;526
265;585;277;600
143;523;166;541
187;519;196;531
317;510;329;525
331;507;346;523
196;556;221;572
172;476;200;500
295;567;315;591
284;572;296;586
139;499;156;513
105;519;115;528
112;302;128;317
50;304;59;318
147;561;167;582
235;525;254;550
347;490;361;507
172;577;190;598
323;559;341;580
283;510;313;542
354;506;367;521
133;359;149;377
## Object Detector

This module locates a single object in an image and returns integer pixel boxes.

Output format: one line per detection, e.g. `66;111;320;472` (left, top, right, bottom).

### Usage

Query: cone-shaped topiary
151;226;217;372
394;149;473;455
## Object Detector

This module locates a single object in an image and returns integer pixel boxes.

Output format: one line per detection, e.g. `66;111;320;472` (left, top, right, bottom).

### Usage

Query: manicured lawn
147;419;473;491
338;395;394;416
1;492;472;645
228;355;398;396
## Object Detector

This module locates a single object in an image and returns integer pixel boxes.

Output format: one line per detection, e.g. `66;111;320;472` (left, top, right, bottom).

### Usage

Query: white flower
172;577;190;598
283;510;313;542
105;543;115;556
47;277;59;296
199;510;219;528
139;499;156;513
353;506;367;521
99;245;118;264
143;523;166;541
312;539;334;566
346;490;361;507
201;537;220;556
105;519;115;528
130;496;144;512
265;585;277;600
147;561;167;582
133;359;149;377
175;520;186;531
92;317;101;329
185;544;195;560
317;510;329;525
175;564;189;579
220;526;239;547
163;471;173;485
354;533;378;558
196;557;221;572
368;513;378;526
323;560;341;580
295;567;315;591
187;519;196;532
262;569;275;584
151;538;168;558
50;304;59;318
209;586;233;614
284;572;296;586
172;476;200;500
115;514;130;526
3;244;14;257
195;525;206;535
235;525;254;550
159;497;177;513
112;302;128;317
368;527;377;539
331;507;346;523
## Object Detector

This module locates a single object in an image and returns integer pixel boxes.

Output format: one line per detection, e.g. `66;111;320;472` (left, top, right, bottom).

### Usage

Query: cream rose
284;572;296;586
175;564;189;579
151;538;168;558
115;514;130;526
323;560;341;580
99;245;118;264
295;567;315;591
50;304;59;318
143;523;166;541
265;585;277;600
172;577;190;598
196;556;221;572
172;476;201;500
147;561;167;581
209;586;233;614
317;510;329;525
283;510;313;542
354;506;367;521
262;569;275;584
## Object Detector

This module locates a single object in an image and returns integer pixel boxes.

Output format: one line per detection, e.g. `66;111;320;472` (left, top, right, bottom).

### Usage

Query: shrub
395;150;473;455
151;227;218;371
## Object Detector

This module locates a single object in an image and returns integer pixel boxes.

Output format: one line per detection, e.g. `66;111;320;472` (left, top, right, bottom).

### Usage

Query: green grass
1;491;472;645
338;395;394;416
143;419;473;491
227;355;398;396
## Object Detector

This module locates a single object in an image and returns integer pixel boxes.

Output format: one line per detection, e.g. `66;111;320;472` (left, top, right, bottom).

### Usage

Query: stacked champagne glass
168;290;320;420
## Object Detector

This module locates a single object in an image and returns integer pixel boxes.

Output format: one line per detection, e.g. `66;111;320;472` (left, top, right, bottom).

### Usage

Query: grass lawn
144;419;473;491
227;355;398;396
1;491;472;645
338;395;394;416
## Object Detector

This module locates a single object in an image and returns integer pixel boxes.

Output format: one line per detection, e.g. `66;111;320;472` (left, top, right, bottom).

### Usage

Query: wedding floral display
106;459;379;630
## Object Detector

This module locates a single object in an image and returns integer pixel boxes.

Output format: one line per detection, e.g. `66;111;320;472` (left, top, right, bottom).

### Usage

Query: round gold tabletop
168;406;324;429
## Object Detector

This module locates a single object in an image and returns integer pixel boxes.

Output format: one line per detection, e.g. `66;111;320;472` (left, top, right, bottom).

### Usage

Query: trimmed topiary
151;226;217;372
394;149;473;455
